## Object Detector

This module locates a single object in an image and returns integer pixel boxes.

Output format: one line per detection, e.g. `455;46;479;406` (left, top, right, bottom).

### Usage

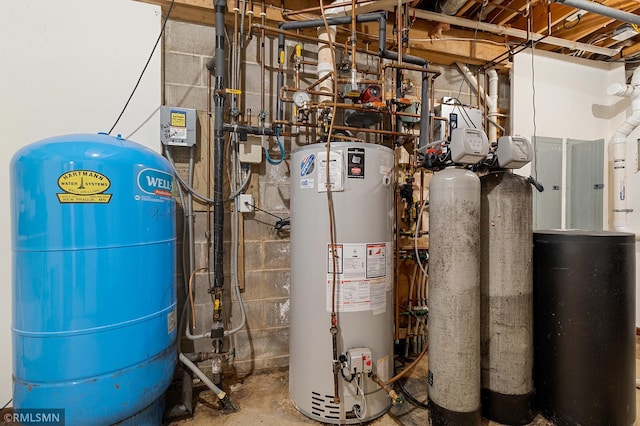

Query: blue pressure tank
10;133;177;425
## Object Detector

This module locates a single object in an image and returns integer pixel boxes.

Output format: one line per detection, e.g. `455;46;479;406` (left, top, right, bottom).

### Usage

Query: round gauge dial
292;90;311;108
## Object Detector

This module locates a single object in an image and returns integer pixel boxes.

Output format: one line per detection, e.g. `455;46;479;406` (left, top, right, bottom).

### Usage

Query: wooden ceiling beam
550;2;640;41
486;0;530;26
455;0;478;17
508;2;577;34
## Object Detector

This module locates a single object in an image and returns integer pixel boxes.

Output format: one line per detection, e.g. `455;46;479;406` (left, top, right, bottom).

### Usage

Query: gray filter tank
480;172;534;425
289;142;395;424
428;166;481;425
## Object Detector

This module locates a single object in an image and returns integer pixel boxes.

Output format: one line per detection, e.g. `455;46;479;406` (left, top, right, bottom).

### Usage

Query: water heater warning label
56;170;112;203
325;278;386;313
326;242;388;312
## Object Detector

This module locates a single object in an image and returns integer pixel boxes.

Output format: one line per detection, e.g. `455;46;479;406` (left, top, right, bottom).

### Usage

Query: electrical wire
411;37;508;47
386;338;428;385
455;0;487;102
2;399;12;410
265;127;286;165
414;199;429;276
108;0;175;134
319;0;342;404
531;32;539;181
165;149;251;204
354;374;368;420
563;14;581;30
397;378;429;409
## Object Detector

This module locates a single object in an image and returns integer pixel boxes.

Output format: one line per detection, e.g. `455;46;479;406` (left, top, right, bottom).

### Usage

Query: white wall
0;0;161;405
511;49;640;325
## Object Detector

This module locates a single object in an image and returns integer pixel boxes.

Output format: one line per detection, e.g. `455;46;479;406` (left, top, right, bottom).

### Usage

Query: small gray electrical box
346;347;372;374
160;106;197;146
496;135;532;169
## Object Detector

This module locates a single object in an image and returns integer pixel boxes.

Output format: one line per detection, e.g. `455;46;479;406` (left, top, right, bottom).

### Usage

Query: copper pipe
251;24;378;57
350;0;357;76
383;62;442;76
273;120;412;137
429;75;436;141
394;111;420;118
397;0;403;66
233;0;240;118
306;72;334;91
336;78;381;84
326;133;365;143
394;190;401;341
260;0;266;123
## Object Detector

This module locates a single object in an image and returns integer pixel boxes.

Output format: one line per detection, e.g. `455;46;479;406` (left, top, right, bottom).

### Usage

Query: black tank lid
534;229;635;243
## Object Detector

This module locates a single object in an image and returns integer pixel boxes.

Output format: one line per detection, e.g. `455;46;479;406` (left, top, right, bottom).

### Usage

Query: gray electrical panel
160;106;197;146
533;137;562;230
566;138;604;230
434;97;483;141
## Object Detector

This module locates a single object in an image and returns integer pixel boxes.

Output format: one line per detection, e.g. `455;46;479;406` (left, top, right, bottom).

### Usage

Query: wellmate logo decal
137;168;173;197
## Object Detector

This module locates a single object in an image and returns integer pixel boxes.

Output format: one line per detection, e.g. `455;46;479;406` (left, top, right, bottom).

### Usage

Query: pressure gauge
293;90;311;108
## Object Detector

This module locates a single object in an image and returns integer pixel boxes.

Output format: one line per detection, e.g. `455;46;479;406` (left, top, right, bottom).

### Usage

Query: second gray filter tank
428;166;481;425
480;172;534;425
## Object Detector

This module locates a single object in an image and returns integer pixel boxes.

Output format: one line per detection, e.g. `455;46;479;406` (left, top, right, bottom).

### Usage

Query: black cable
108;0;175;134
1;399;12;410
396;378;429;409
245;202;290;230
563;14;581;30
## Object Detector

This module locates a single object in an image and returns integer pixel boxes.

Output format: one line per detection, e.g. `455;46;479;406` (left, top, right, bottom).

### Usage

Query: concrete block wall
163;19;510;378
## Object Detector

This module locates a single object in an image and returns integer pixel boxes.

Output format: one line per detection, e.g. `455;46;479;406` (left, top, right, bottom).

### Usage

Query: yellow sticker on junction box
57;170;112;203
170;110;186;127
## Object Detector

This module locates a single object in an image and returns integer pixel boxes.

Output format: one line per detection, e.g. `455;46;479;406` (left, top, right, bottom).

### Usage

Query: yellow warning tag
170;111;186;127
226;88;242;95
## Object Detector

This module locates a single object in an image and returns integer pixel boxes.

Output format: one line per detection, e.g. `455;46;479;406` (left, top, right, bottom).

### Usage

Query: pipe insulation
213;0;227;289
608;67;640;233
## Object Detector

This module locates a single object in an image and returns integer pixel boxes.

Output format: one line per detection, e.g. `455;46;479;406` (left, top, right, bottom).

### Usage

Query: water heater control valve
346;347;373;374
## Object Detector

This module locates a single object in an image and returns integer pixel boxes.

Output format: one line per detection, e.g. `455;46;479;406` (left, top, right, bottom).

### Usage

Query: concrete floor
168;338;640;425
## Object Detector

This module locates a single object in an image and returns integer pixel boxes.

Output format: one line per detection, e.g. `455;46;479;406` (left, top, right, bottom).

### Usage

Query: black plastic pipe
213;0;227;289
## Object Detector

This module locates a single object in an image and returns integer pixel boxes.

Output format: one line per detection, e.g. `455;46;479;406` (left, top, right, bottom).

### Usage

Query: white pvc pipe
608;67;640;233
487;69;499;143
456;63;500;142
